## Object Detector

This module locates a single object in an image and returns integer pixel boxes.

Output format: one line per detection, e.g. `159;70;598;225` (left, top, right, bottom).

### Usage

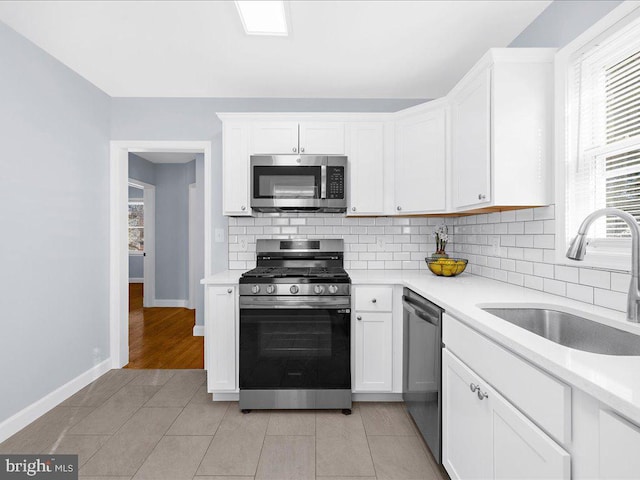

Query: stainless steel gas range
238;239;352;414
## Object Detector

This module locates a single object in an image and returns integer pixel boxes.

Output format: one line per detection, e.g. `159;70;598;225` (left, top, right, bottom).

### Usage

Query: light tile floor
0;370;447;480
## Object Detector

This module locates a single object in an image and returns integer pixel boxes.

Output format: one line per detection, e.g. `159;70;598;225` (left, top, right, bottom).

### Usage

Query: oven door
239;296;351;391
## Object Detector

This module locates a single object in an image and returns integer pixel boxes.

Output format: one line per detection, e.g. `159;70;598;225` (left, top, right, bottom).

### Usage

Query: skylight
234;1;288;36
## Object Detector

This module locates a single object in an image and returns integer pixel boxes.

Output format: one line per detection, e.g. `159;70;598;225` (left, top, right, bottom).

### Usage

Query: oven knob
328;285;338;294
314;285;325;295
266;285;276;294
290;285;299;294
251;285;260;294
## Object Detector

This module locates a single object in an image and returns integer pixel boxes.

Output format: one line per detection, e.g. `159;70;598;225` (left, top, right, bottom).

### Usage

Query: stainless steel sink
481;307;640;356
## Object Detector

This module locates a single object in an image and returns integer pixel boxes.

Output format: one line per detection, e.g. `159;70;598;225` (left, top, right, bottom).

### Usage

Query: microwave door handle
321;165;327;199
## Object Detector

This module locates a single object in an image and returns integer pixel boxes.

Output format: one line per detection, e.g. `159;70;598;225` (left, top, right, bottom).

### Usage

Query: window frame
555;2;640;272
128;199;145;254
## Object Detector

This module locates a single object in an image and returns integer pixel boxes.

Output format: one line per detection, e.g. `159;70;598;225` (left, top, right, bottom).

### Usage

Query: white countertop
202;268;640;424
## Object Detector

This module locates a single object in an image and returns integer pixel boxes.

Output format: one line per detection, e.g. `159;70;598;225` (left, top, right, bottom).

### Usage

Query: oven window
254;166;320;199
240;308;350;390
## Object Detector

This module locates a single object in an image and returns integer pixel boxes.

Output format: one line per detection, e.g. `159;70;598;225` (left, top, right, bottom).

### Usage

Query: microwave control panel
327;166;345;199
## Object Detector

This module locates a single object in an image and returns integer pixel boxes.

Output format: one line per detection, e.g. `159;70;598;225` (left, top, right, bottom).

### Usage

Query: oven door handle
240;296;350;309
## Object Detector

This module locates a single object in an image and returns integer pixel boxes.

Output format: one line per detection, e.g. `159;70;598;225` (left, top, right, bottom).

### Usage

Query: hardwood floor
125;283;204;369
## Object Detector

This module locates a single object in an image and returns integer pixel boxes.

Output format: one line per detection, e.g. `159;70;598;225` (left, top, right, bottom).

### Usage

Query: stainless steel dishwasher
402;288;443;464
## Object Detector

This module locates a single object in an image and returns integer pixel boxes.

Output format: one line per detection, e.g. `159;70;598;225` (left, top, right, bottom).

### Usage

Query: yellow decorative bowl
426;257;468;277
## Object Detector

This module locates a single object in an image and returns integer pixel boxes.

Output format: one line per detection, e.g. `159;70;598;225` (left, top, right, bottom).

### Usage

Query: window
566;14;640;253
128;200;144;252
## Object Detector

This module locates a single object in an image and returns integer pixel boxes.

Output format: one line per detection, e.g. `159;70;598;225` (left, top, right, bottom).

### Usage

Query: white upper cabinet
222;122;251;216
450;49;555;211
251;122;300;154
346;122;386;215
394;104;447;214
451;69;491;209
299;122;345;154
251;121;345;155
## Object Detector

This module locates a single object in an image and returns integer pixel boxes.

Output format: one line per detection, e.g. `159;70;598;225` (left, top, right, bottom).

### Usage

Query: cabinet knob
241;205;246;211
292;147;297;153
301;147;305;153
352;207;356;212
477;389;488;400
371;298;377;304
478;194;486;200
227;288;233;294
470;383;478;393
357;315;362;321
397;206;402;211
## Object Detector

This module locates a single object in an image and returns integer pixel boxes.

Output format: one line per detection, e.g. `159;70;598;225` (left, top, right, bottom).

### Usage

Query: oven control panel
239;283;350;296
326;166;345;199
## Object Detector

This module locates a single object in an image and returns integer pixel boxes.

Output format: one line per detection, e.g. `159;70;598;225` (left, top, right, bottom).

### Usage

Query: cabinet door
443;350;570;480
443;349;493;480
347;123;385;215
452;68;491;209
206;285;237;392
599;410;640;479
354;311;392;392
299;122;345;154
251;122;299;154
492;381;570;480
223;122;251;215
394;108;446;214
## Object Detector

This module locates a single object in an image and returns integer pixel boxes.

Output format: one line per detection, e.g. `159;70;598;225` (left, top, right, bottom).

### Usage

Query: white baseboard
193;325;205;336
129;278;144;283
0;359;111;443
153;299;189;308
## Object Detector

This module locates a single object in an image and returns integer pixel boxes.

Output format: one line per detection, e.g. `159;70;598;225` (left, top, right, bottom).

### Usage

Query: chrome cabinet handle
371;298;377;303
301;147;305;153
478;194;486;200
397;206;402;211
352;207;356;212
227;288;233;294
470;383;478;393
477;389;488;400
293;147;297;153
241;206;246;211
357;315;362;321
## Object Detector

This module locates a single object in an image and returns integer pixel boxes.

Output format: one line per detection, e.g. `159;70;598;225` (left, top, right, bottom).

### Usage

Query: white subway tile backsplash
566;283;594;304
594;288;626;312
579;268;611;289
227;205;627;316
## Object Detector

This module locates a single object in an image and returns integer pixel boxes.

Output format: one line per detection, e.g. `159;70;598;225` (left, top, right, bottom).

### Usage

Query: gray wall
155;162;196;301
0;21;110;425
129;153;156;185
510;0;623;48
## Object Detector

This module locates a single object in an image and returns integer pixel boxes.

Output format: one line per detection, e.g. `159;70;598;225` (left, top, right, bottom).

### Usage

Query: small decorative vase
431;252;449;259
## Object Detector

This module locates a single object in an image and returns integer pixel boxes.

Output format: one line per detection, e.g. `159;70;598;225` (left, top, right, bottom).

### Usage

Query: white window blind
566;16;640;243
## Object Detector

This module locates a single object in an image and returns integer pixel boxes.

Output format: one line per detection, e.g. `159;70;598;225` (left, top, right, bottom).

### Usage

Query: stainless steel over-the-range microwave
250;155;347;213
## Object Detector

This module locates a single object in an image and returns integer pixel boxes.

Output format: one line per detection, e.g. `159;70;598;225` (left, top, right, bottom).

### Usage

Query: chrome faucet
566;207;640;323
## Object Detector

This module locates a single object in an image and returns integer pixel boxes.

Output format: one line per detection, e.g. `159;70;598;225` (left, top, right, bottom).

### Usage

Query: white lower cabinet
599;409;640;479
205;285;237;392
353;286;393;392
443;349;570;480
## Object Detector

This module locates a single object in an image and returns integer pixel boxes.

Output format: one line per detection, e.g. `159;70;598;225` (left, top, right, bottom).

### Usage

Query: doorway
110;141;212;369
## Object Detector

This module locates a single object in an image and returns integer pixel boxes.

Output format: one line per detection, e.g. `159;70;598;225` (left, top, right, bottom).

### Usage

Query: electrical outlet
240;238;248;251
490;236;500;255
377;237;386;250
214;228;224;243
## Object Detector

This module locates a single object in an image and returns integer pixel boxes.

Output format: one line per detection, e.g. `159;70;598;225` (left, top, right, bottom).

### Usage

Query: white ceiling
134;152;198;164
0;0;551;98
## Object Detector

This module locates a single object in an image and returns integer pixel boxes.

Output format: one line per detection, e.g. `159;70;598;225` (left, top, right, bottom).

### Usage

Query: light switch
214;228;224;243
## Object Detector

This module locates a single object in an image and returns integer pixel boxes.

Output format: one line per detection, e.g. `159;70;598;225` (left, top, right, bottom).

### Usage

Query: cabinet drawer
443;313;571;445
354;286;392;311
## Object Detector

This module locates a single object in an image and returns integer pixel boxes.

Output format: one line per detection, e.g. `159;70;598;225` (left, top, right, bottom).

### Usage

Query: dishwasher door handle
402;296;440;327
